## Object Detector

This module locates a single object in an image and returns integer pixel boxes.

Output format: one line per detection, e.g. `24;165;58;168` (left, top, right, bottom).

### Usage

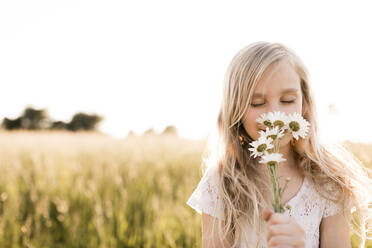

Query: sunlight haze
1;0;371;143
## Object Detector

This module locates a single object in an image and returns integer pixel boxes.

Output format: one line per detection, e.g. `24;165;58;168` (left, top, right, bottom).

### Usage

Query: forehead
252;60;301;97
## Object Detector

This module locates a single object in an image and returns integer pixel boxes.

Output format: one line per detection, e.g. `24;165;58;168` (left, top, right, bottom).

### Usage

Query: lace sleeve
323;198;343;218
186;165;224;220
321;181;355;218
323;195;354;218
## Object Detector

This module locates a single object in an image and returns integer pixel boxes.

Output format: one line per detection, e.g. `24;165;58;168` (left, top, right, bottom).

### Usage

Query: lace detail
283;176;324;248
186;165;224;220
186;170;348;248
323;198;343;218
320;182;344;218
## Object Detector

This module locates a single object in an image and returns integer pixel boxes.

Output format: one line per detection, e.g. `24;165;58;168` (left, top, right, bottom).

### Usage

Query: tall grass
0;130;370;247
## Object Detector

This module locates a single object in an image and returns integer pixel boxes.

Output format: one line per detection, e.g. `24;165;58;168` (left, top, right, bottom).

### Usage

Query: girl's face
242;60;303;146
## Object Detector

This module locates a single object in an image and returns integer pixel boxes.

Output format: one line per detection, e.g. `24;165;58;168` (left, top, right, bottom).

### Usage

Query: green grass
0;130;370;247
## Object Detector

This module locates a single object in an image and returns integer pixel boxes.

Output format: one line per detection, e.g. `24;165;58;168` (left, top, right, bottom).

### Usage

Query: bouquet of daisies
248;111;310;213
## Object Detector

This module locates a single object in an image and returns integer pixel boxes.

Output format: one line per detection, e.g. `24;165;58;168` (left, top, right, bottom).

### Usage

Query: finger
266;223;293;240
267;213;291;225
262;208;273;222
270;246;293;248
268;234;301;247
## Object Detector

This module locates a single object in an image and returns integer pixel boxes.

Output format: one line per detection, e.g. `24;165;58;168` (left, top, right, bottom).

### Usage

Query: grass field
0;130;370;247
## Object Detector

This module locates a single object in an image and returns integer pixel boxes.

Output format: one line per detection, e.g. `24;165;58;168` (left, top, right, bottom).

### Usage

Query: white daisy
259;126;285;141
256;112;274;128
259;152;286;166
256;111;289;131
287;112;310;140
270;111;289;130
248;136;274;158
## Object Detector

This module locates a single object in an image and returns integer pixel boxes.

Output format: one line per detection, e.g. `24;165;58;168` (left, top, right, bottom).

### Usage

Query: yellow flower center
289;121;300;132
263;120;272;127
257;144;267;152
268;134;277;140
273;120;284;129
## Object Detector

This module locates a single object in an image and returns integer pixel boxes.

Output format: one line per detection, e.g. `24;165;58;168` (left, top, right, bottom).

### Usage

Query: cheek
295;99;303;114
242;109;261;138
285;100;303;115
288;106;302;115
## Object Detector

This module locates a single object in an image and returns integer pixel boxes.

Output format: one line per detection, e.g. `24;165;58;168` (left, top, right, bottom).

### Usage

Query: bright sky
1;0;371;143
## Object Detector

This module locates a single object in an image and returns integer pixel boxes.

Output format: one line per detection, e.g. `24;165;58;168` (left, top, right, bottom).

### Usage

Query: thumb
262;208;273;222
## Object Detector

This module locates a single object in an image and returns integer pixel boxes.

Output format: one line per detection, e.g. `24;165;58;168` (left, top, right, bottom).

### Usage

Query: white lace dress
186;165;347;248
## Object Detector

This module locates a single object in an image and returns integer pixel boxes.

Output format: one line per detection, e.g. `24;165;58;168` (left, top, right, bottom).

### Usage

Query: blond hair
203;41;372;247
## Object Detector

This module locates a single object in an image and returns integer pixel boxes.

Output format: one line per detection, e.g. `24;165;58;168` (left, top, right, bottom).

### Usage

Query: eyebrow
252;88;299;98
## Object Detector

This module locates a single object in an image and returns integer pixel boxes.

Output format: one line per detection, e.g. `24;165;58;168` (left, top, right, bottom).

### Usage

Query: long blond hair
203;41;372;247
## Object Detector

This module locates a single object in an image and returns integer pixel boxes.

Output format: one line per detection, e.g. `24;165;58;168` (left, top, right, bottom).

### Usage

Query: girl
186;41;372;248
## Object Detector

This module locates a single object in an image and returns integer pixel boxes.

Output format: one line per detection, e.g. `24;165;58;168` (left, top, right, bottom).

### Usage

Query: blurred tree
143;128;155;136
66;113;103;131
50;121;69;130
21;107;51;130
1;107;103;132
1;117;23;130
1;107;51;130
161;125;178;136
127;130;136;137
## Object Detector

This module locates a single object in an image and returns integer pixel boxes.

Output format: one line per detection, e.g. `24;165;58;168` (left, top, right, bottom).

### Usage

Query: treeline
1;106;180;137
128;125;178;137
1;106;102;131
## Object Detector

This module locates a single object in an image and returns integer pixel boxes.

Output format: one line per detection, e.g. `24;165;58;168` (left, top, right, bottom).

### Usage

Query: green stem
268;137;286;213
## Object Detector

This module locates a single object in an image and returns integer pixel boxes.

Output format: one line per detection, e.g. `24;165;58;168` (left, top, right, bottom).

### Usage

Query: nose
265;102;283;114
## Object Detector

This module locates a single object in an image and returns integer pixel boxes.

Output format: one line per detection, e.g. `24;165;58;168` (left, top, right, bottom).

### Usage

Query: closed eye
282;100;295;104
250;103;264;107
250;100;295;107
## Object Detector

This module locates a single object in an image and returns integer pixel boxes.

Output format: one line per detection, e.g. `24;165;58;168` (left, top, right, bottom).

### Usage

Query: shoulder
313;175;358;218
297;176;345;218
316;178;354;219
186;164;224;220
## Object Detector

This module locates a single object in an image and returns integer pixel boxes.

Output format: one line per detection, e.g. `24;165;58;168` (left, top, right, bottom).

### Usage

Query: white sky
1;0;371;143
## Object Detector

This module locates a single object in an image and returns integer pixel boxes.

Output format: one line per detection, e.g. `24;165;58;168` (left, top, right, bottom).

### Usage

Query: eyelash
250;100;295;107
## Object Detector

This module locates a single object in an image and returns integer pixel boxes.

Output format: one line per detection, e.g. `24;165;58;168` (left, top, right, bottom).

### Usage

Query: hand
262;208;306;248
